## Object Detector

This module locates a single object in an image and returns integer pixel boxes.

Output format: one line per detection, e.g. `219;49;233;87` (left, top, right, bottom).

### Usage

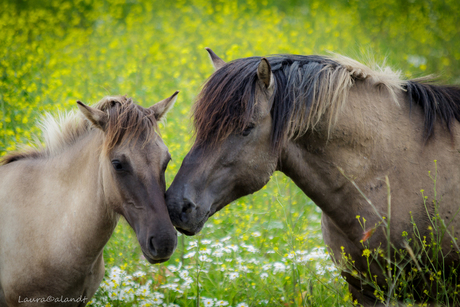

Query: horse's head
166;49;279;235
77;93;178;263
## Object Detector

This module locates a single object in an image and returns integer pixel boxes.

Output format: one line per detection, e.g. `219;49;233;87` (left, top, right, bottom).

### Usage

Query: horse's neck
52;131;118;260
278;85;410;240
279;136;369;219
11;130;117;267
60;131;118;255
279;82;460;254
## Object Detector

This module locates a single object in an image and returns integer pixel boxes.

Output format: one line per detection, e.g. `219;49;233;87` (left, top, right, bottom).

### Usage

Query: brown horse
0;93;178;306
166;49;460;305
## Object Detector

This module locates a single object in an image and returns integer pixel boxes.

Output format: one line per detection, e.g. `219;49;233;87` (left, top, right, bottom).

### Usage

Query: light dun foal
0;93;179;306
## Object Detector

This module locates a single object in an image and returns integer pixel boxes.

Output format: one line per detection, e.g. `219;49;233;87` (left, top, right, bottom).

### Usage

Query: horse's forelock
193;58;260;149
98;96;159;155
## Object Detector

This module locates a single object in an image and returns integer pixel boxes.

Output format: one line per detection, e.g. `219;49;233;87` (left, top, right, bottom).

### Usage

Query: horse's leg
321;213;388;306
80;252;106;306
348;283;386;307
77;290;88;307
0;286;6;307
0;277;7;307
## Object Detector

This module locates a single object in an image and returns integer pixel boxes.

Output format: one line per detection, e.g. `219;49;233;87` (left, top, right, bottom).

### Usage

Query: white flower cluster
201;297;230;306
93;234;339;305
91;266;179;307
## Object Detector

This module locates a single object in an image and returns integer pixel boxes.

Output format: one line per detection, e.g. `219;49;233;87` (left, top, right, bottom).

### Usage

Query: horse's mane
405;81;460;138
193;54;460;151
1;96;158;165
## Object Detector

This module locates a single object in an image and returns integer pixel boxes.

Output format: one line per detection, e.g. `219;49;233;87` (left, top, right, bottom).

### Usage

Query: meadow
1;0;460;306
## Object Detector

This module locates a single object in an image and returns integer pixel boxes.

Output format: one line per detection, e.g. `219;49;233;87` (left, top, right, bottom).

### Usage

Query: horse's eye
111;160;124;171
242;124;255;136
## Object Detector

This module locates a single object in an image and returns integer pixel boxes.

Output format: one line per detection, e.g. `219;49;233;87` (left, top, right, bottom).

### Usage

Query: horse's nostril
180;197;196;223
180;211;189;223
149;237;157;257
183;197;197;210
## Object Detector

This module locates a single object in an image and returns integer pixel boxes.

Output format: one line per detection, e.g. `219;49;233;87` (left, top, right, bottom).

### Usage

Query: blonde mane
1;96;158;164
296;54;406;138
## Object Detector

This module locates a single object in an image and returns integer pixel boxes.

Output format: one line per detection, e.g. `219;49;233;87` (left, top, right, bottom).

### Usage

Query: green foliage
1;0;459;306
336;161;460;306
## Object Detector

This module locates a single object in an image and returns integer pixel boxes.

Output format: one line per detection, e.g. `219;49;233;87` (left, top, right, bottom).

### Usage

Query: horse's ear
205;47;226;71
150;90;179;122
257;57;273;88
77;101;108;131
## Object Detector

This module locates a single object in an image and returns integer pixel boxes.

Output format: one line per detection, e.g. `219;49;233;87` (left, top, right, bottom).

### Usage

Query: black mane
193;54;341;151
405;81;460;139
193;54;460;151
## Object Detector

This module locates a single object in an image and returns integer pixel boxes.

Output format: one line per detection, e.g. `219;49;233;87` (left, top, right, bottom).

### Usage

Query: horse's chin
142;251;171;264
176;227;197;236
148;258;171;264
175;216;208;236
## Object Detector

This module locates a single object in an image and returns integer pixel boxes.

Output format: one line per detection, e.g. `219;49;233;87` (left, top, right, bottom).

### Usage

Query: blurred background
1;0;459;306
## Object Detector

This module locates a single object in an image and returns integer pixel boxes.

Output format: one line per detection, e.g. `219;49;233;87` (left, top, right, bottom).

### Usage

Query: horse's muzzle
166;193;210;235
143;233;177;264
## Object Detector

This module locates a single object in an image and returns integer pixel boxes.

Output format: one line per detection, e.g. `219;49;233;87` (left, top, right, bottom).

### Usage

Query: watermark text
18;295;88;304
